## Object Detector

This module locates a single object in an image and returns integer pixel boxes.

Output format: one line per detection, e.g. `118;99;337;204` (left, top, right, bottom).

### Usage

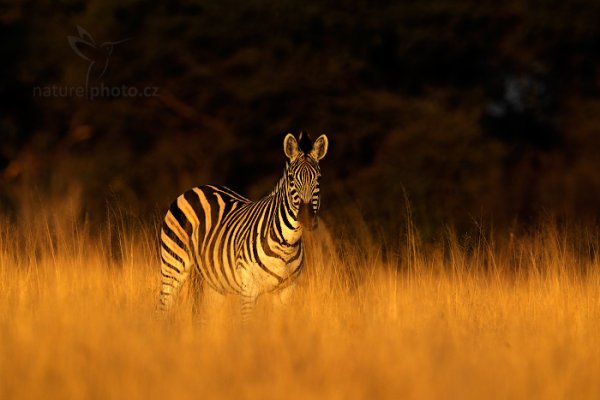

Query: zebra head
283;131;329;231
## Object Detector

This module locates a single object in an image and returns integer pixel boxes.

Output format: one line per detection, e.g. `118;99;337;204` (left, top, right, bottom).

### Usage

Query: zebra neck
271;174;302;246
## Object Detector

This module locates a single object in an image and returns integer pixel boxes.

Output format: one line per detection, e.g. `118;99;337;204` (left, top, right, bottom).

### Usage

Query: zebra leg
159;246;192;312
240;294;258;325
273;283;295;310
189;269;204;315
160;263;189;312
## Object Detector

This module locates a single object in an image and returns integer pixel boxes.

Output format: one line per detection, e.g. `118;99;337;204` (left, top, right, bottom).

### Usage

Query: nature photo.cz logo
32;26;159;100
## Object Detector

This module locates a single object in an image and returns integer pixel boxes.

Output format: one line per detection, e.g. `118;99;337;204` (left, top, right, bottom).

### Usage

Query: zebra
159;131;329;321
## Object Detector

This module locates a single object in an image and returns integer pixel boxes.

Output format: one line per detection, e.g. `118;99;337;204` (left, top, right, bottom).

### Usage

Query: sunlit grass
0;206;599;399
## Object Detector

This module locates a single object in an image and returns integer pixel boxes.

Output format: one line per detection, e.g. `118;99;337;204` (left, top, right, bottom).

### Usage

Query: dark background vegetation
1;0;600;240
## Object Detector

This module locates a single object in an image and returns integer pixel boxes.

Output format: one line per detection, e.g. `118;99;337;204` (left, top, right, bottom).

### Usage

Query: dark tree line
1;0;600;237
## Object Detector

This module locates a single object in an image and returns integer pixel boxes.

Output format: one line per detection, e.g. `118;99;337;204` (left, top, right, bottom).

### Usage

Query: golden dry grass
0;206;599;399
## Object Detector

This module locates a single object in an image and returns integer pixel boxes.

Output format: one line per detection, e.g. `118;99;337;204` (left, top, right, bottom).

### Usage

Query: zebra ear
284;133;299;159
310;134;329;161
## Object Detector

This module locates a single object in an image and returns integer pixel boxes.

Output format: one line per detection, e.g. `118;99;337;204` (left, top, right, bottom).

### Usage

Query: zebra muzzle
298;202;318;231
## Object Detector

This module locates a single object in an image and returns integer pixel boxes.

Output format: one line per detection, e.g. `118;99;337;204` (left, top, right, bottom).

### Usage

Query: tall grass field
0;200;599;399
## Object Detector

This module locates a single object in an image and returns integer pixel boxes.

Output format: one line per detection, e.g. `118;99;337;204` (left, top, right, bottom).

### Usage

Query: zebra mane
270;163;289;196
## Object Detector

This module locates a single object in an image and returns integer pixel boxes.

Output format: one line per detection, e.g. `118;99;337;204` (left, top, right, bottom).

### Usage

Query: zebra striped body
160;132;328;320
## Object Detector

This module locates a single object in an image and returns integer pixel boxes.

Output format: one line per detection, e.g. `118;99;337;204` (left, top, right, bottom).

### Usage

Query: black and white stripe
160;132;329;321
